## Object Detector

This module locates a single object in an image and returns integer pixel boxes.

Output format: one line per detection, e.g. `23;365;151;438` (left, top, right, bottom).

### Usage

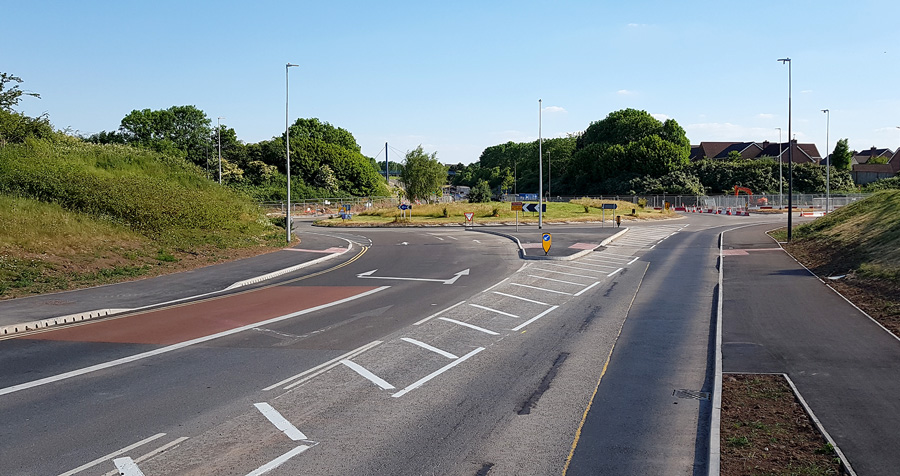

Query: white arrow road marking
357;269;470;285
254;403;308;441
113;457;145;476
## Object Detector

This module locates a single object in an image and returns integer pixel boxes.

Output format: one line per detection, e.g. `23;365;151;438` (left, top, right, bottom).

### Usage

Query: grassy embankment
771;189;900;335
314;197;676;226
0;137;284;299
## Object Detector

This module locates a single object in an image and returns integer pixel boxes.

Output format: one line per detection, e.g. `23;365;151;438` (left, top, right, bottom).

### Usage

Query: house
851;164;895;185
689;140;822;164
852;146;894;165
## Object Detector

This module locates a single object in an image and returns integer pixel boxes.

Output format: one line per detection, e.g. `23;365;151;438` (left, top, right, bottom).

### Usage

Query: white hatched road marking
112;457;144;476
528;268;598;280
468;303;520;318
512;306;560;331
265;340;383;391
400;337;459;359
438;317;500;335
341;359;396;390
102;438;190;476
245;445;312;476
509;282;572;295
574;281;602;297
392;347;485;398
542;262;607;274
526;275;583;286
608;268;624;277
60;433;166;476
254;402;308;441
492;291;549;306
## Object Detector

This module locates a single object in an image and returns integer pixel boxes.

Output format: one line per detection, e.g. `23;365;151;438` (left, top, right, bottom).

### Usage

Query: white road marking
254;403;308;441
60;433;166;476
627;257;639;265
265;340;383;391
3;287;390;398
580;255;635;263
400;337;459;359
528;269;597;279
438;317;500;335
414;301;466;326
543;263;606;274
112;457;144;476
245;445;311;476
607;268;624;277
492;291;549;306
512;306;560;331
341;360;395;390
102;438;190;476
392;347;485;398
561;261;620;270
526;275;582;286
357;269;469;285
574;281;602;297
509;283;573;295
469;303;519;318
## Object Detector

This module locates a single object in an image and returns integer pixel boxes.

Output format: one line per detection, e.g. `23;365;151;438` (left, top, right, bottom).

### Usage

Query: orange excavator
734;186;767;205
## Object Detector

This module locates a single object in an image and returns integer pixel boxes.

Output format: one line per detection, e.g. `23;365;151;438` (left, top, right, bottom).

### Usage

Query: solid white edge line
574;281;602;297
341;359;395;390
254;402;307;441
627;257;639;265
245;445;311;476
400;337;459;359
264;340;383;391
468;303;520;318
782;374;858;476
2;287;391;398
492;291;548;306
225;242;351;290
607;268;624;277
512;305;560;331
59;433;166;476
414;301;466;326
392;347;485;398
509;283;572;296
112;457;145;476
708;231;724;476
437;317;500;335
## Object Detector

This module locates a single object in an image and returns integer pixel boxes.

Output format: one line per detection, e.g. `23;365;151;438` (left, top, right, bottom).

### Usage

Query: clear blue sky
5;0;900;164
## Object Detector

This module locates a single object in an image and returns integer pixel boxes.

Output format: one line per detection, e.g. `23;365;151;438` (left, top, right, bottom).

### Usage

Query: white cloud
617;89;635;96
757;113;775;119
801;90;813;94
651;113;670;121
543;106;567;114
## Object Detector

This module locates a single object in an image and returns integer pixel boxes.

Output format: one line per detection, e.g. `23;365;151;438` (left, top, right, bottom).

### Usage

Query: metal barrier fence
260;196;397;217
500;193;872;211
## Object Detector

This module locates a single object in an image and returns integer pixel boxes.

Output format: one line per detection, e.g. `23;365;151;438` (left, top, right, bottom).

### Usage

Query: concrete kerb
0;243;353;338
472;227;629;261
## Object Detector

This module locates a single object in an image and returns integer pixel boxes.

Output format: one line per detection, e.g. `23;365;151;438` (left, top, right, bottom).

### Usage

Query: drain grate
673;389;710;401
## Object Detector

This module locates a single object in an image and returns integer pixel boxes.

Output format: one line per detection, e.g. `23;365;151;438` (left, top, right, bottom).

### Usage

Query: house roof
852;163;894;173
689;140;819;163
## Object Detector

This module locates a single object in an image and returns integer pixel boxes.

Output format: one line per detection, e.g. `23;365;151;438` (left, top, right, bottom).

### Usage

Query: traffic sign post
399;203;413;219
601;203;616;226
542;233;552;255
464;212;474;228
511;202;523;231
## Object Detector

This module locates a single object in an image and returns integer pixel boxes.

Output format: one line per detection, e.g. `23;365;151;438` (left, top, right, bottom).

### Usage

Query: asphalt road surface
0;215;795;475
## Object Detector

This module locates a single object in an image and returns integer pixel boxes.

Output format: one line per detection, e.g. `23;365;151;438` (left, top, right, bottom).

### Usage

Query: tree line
453;108;860;199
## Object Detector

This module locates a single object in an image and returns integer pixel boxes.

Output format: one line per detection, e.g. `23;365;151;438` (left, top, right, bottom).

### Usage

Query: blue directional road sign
520;193;538;201
602;203;617;209
398;204;412;210
523;203;546;212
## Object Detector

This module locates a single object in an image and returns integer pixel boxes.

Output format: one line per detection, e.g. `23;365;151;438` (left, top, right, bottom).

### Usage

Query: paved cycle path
722;223;900;475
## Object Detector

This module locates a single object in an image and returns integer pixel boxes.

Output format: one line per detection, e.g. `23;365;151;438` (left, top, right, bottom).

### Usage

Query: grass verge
721;374;843;476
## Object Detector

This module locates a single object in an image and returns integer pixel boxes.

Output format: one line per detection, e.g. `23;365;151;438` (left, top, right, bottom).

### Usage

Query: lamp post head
821;109;828;114
286;63;298;68
777;58;791;63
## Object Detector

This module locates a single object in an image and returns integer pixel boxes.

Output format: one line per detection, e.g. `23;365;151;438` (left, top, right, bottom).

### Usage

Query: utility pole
385;142;389;184
538;99;543;229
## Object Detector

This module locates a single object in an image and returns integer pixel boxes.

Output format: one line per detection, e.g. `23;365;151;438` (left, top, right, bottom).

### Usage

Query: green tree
400;145;447;201
0;72;40;111
118;105;212;165
468;179;493;203
830;138;852;171
287;118;360;152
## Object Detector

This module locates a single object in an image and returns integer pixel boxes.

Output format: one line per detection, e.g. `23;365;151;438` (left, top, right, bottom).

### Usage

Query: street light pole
822;109;830;213
285;63;299;244
776;127;783;209
217;116;224;185
547;150;551;199
538;99;543;229
778;58;793;241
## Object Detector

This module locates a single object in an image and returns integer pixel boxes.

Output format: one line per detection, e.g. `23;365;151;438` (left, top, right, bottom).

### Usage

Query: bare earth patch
721;374;843;476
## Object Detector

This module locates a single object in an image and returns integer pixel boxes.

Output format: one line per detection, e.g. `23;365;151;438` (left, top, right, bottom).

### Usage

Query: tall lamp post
538;99;543;229
217;117;225;184
547;150;551;199
778;57;793;241
822;109;830;213
285;63;299;244
776;127;783;209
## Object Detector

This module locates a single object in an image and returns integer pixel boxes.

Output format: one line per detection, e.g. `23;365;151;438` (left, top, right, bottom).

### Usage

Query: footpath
721;223;900;475
0;230;354;335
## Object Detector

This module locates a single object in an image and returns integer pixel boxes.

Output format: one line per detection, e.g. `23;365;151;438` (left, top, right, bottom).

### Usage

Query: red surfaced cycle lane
29;286;380;345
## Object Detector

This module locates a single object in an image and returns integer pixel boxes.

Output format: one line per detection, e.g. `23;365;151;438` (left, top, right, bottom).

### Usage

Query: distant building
689;140;821;164
851;146;894;165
